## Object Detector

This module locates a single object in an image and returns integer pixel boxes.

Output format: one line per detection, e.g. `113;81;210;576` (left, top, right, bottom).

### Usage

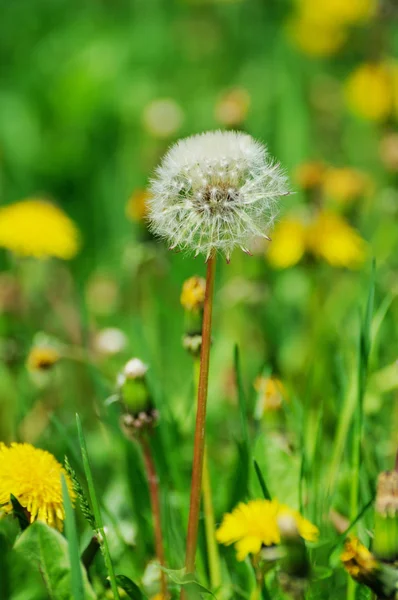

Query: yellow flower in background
287;17;346;57
322;167;370;204
126;189;151;223
294;161;325;190
0;443;75;530
27;346;60;372
266;218;307;269
216;499;319;561
341;537;377;582
267;211;366;269
214;87;251;127
180;276;206;311
299;0;376;25
307;211;366;268
254;376;286;413
0;199;80;260
345;63;394;122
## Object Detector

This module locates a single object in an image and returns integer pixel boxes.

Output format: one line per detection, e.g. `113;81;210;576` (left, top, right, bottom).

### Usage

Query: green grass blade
234;345;250;452
253;460;271;500
61;474;85;600
76;413;121;600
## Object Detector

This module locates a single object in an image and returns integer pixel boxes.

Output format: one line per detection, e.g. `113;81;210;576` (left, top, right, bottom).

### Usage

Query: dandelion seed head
148;131;289;260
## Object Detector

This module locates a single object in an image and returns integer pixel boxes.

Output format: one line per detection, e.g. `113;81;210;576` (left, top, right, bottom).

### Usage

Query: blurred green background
1;0;398;598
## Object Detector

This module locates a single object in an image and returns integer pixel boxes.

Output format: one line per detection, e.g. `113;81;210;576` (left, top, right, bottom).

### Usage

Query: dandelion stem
140;436;168;599
182;254;217;597
193;359;222;592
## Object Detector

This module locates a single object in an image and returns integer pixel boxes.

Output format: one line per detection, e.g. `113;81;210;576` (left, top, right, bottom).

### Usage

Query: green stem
76;414;121;600
181;255;217;599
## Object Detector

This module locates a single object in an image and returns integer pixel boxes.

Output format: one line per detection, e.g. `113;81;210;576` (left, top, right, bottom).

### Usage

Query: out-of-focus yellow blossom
215;88;250;127
142;98;184;139
341;537;378;582
267;211;366;269
126;189;151;223
299;0;376;25
0;443;74;531
267;218;307;269
180;276;206;312
345;63;394;122
287;17;347;57
307;211;366;267
294;161;325;190
27;346;60;372
150;595;167;600
254;376;286;413
216;499;319;561
322;167;370;204
0;199;80;260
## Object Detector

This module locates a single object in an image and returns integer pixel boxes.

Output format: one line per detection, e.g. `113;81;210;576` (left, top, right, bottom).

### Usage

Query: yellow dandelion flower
322;167;370;204
126;189;151;223
180;276;206;312
287;17;347;57
306;211;366;268
254;376;286;413
0;443;75;530
216;499;319;561
27;346;60;372
341;537;377;582
299;0;376;25
0;199;80;260
266;217;307;269
345;63;394;122
294;161;325;191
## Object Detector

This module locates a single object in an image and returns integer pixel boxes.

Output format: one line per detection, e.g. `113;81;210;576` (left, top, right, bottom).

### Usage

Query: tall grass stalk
182;254;216;598
347;263;375;600
76;413;121;600
61;474;85;600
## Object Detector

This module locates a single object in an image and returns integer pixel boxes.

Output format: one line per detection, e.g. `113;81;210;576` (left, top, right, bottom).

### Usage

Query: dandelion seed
148;130;289;260
0;443;75;530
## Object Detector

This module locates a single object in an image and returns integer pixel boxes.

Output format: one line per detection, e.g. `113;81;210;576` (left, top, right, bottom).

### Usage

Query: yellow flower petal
307;211;366;268
267;218;307;269
0;443;75;531
0;199;80;260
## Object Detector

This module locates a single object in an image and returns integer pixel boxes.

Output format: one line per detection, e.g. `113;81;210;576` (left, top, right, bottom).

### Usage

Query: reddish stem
141;437;168;599
181;254;217;599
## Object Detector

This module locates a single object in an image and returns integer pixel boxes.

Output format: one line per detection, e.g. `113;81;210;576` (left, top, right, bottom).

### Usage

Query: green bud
373;470;398;563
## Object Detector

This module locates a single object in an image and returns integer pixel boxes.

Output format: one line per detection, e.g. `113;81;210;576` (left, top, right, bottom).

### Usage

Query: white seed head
123;358;148;379
148;130;289;260
94;327;128;356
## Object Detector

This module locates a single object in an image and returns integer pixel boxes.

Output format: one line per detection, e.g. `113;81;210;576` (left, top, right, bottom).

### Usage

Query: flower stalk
141;436;168;599
182;254;217;596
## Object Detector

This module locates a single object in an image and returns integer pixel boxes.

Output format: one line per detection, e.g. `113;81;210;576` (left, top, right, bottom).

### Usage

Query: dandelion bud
117;358;158;438
148;130;289;261
373;470;398;563
181;276;206;344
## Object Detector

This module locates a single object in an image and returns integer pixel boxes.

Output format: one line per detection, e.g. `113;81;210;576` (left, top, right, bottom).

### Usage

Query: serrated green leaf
14;521;96;600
